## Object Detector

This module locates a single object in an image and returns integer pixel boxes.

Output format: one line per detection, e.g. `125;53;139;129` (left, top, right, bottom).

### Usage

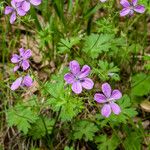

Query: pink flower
11;75;33;90
4;0;27;24
14;0;42;12
11;48;32;72
120;0;145;16
94;83;122;118
64;60;94;94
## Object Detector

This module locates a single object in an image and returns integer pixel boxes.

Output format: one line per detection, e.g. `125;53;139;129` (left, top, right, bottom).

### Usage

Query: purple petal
134;5;145;13
132;0;138;6
19;48;25;56
14;66;20;72
22;60;30;70
101;104;111;118
11;54;20;63
110;102;121;115
22;49;32;59
11;0;17;8
22;1;31;12
14;0;24;2
22;75;33;87
110;90;122;101
11;77;22;91
94;93;106;103
120;0;130;7
10;12;16;24
30;0;42;6
78;65;91;78
64;73;75;84
102;83;111;98
72;81;82;94
81;78;94;90
17;7;26;16
4;6;14;14
69;60;80;75
120;8;131;16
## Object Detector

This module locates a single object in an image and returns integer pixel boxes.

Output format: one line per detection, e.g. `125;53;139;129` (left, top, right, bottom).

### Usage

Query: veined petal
72;81;82;94
30;0;42;6
11;0;17;8
19;48;25;56
134;5;145;13
120;0;130;7
22;75;33;87
69;60;80;75
120;8;131;16
102;83;111;98
17;7;26;16
110;102;121;115
132;0;138;6
110;90;122;101
81;78;94;90
4;6;14;14
101;104;111;118
94;93;106;103
11;77;22;90
22;60;30;70
22;1;30;12
78;65;91;78
10;11;16;24
64;73;75;84
14;66;20;72
23;49;32;59
14;0;24;2
11;54;20;63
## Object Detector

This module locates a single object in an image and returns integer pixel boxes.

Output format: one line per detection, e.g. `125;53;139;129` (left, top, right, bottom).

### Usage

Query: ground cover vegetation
0;0;150;149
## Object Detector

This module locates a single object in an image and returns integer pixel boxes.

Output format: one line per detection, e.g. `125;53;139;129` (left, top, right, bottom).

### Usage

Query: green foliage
131;73;150;96
7;104;39;134
72;120;98;141
93;60;120;81
57;37;80;54
28;117;55;139
43;74;84;121
124;131;142;150
83;34;113;59
144;55;150;70
38;24;52;49
95;134;120;150
96;18;116;34
83;33;125;59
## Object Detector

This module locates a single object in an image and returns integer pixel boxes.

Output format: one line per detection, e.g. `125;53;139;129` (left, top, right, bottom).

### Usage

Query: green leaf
95;134;120;150
28;117;55;139
124;131;142;150
7;104;38;134
83;34;113;59
72;120;98;141
93;60;120;81
57;37;80;54
44;74;84;121
131;73;150;96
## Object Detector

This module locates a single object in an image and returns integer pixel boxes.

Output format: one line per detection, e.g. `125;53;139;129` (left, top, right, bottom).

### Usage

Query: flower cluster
11;48;33;91
4;0;41;24
64;60;122;118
